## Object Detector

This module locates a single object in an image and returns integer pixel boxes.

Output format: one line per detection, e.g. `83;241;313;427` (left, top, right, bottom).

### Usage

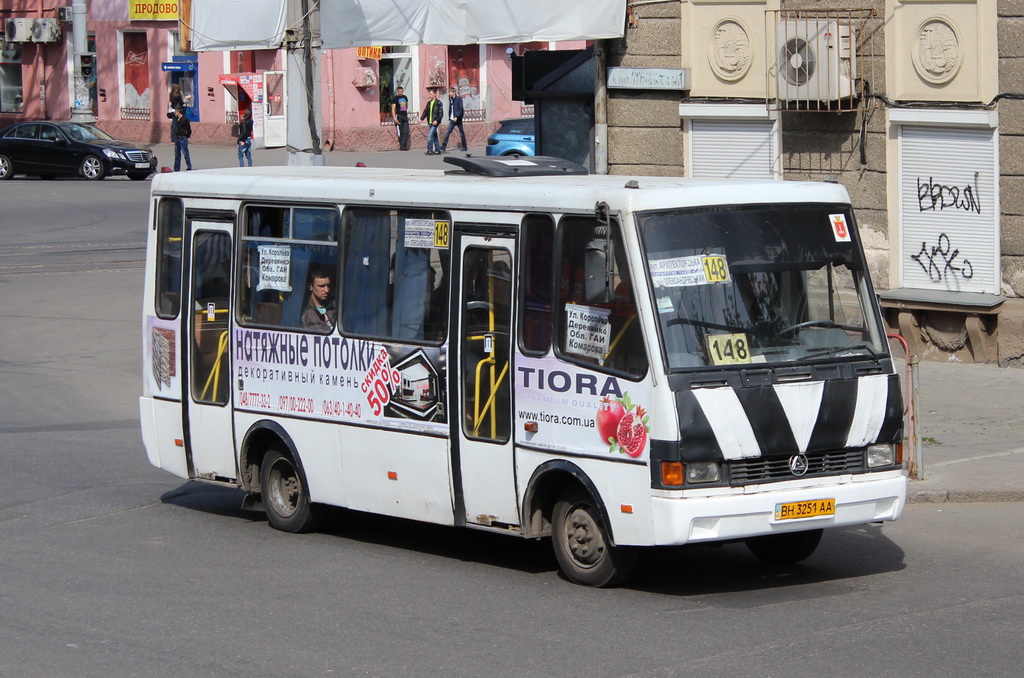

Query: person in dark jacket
420;89;443;155
237;109;253;167
173;107;193;171
440;85;467;152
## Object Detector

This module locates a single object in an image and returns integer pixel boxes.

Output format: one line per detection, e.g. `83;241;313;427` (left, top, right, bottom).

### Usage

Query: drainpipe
594;40;608;174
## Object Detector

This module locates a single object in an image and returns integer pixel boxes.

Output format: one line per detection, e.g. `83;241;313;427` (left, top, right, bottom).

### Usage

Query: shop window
122;32;151;120
447;45;483;119
341;207;450;344
0;38;24;113
557;216;648;379
379;46;412;124
237;205;342;332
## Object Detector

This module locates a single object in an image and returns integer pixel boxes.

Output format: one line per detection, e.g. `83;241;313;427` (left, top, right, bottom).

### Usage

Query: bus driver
300;270;336;331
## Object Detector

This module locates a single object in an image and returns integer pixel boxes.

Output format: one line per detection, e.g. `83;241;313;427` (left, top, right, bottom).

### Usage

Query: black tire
260;447;327;533
0;154;13;180
128;172;151;181
80;155;106;180
746;529;823;565
552;486;637;587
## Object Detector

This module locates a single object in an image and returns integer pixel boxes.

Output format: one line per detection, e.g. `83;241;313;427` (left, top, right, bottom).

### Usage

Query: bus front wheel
746;529;823;565
552;486;637;587
260;447;326;533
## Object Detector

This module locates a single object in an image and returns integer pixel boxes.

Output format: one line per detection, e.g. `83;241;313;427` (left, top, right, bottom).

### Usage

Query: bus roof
150;164;852;214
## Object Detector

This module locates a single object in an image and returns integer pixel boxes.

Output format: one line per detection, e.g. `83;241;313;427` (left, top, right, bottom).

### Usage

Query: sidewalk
149;142;484;172
901;359;1024;503
150;144;1024;505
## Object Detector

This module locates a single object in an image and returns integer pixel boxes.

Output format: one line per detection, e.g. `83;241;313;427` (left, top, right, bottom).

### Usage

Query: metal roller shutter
690;119;777;180
899;125;999;294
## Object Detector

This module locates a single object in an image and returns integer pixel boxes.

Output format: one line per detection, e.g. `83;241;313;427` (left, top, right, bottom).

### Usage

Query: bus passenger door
455;236;519;527
184;223;237;481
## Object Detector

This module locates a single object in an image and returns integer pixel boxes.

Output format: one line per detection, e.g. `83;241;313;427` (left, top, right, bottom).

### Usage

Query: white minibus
140;156;905;586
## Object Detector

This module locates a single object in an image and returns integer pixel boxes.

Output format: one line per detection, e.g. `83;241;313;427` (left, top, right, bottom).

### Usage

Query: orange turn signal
661;461;684;487
387;471;398;480
620;504;634;514
896;442;904;466
524;421;538;433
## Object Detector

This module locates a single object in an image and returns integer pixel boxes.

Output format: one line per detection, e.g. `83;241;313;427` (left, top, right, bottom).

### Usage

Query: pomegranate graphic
615;405;648;458
595;393;650;457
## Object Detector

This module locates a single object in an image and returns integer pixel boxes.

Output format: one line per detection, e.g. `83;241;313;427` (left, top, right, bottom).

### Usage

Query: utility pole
70;0;95;122
284;0;324;166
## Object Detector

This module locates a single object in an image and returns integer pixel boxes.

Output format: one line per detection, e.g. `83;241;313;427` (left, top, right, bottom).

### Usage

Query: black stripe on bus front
876;374;904;444
676;389;725;462
735;385;797;458
806;378;859;453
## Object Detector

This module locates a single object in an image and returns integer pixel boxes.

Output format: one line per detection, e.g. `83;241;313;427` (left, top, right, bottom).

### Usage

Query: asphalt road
1;172;1022;677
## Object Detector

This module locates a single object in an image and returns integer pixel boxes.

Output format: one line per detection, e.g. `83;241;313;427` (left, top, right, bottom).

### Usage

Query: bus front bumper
650;471;906;546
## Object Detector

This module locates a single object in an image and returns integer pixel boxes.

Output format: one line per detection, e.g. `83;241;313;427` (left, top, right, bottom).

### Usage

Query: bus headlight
685;461;721;484
867;443;896;468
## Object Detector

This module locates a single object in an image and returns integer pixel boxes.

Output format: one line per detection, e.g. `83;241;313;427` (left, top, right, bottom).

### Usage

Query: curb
907;488;1024;504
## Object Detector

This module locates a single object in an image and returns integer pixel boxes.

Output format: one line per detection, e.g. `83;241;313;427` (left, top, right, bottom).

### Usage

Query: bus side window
519;214;554;355
557;216;648;379
155;198;184;319
341;207;450;344
236;205;340;332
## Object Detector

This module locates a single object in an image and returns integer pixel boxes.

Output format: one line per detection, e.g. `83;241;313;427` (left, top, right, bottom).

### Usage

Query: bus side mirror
584;240;613;304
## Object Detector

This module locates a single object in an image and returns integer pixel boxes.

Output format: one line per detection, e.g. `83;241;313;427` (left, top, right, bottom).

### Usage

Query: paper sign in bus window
651;254;731;287
707;333;752;365
404;218;436;249
257;245;292;292
565;304;611;361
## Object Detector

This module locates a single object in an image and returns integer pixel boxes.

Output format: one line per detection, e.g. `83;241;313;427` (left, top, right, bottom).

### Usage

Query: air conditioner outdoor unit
776;19;857;102
31;18;60;42
4;18;34;43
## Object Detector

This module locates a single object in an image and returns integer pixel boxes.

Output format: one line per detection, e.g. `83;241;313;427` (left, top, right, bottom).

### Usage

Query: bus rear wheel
260;447;326;533
552;486;637;587
746;529;823;565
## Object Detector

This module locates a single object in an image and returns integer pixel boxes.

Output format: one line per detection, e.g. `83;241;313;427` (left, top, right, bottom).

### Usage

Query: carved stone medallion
912;17;962;85
709;19;752;82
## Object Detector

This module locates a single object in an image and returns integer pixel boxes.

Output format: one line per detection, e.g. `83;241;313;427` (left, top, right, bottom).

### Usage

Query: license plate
774;498;835;521
134;162;150;169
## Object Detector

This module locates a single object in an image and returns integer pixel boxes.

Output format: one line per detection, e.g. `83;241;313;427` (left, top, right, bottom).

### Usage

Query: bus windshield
638;204;887;370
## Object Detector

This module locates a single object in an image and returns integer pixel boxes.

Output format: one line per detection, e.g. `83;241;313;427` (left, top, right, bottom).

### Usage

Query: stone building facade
606;0;1024;366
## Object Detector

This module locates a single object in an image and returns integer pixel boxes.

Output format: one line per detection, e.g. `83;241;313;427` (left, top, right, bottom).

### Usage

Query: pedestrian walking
237;109;253;167
440;85;467;152
420;89;443;155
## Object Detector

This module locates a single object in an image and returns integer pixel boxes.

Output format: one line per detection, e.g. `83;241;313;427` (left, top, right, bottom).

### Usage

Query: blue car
485;117;535;156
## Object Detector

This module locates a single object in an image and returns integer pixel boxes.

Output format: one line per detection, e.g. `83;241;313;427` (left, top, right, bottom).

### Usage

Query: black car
0;121;157;181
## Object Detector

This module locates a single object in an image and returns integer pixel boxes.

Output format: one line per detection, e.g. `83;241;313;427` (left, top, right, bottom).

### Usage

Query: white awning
188;0;289;51
322;0;626;46
187;0;626;51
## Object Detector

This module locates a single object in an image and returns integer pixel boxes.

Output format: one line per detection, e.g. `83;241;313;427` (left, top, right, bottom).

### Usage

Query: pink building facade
0;0;578;148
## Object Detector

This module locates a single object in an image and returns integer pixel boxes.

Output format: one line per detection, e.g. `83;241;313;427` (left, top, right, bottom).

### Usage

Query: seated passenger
301;270;336;331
